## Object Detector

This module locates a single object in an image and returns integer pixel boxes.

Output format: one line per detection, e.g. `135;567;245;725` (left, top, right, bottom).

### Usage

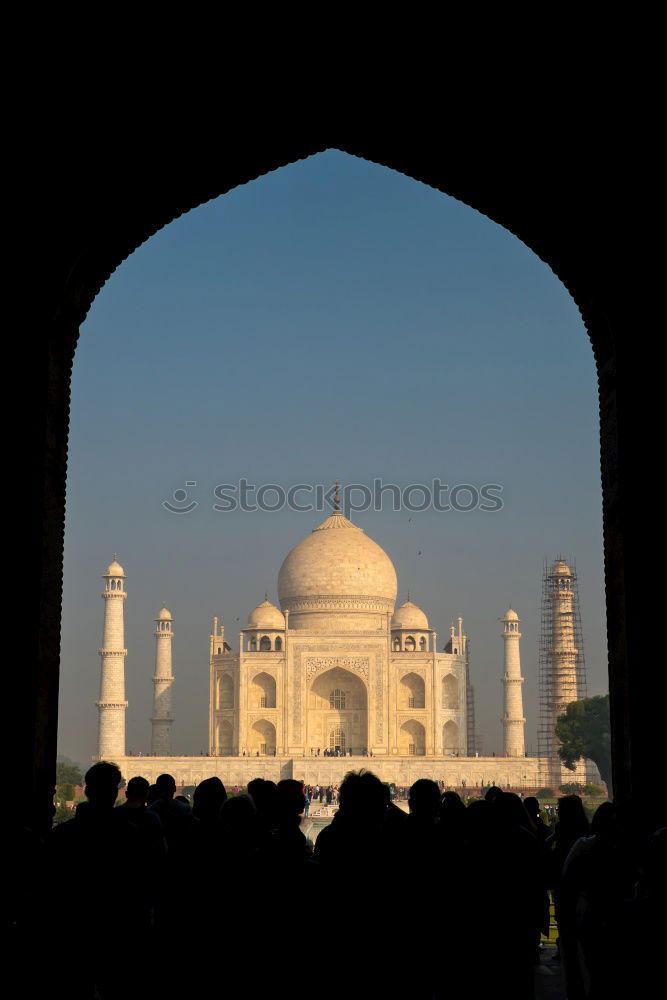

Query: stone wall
112;753;589;790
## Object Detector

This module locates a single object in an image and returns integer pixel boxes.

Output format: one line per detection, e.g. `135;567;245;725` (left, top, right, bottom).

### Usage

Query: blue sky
59;149;605;763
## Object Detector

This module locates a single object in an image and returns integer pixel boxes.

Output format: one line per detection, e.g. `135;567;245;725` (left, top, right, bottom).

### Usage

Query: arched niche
217;718;233;755
399;672;425;709
443;720;459;754
442;673;459;709
218;673;234;709
250;719;276;756
251;671;276;709
399;719;425;756
308;667;367;754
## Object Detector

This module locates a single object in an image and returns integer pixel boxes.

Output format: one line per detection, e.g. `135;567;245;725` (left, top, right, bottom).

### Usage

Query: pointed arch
442;673;459;709
250;719;276;756
218;673;234;709
443;720;459;754
399;672;425;709
216;718;233;755
251;671;276;709
399;719;425;756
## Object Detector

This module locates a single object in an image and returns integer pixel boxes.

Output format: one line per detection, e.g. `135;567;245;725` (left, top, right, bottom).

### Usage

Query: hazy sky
59;149;606;765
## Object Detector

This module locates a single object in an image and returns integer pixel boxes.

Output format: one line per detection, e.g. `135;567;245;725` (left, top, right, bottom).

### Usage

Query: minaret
548;560;579;745
96;557;128;759
151;605;174;755
501;607;526;757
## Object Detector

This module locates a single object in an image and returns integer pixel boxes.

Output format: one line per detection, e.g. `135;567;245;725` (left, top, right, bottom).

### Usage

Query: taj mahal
95;493;590;790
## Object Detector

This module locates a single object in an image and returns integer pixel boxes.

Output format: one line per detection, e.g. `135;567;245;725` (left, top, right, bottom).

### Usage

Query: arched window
251;719;276;756
442;673;459;709
400;672;425;709
419;636;426;650
400;720;425;756
259;635;271;651
443;720;459;754
219;673;234;709
405;635;416;651
329;726;346;751
217;646;222;654
252;672;276;709
250;637;257;651
329;688;346;709
275;636;282;651
217;719;233;755
393;638;401;651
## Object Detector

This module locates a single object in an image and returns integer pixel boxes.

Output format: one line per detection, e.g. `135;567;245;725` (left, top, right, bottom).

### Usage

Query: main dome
277;510;398;631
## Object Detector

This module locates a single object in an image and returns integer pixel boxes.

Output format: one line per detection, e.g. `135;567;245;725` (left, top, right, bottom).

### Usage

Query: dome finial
264;590;269;602
333;480;341;512
407;590;411;602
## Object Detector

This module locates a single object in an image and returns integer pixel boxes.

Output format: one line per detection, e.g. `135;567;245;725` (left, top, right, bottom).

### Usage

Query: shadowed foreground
11;765;665;1000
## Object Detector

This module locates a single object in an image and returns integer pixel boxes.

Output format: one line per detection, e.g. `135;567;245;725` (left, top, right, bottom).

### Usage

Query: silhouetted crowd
9;763;666;1000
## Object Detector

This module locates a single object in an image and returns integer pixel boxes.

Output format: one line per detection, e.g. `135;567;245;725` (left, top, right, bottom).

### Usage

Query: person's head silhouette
125;775;149;806
338;770;386;825
84;761;122;809
275;779;306;828
408;779;441;821
193;776;227;823
155;773;176;800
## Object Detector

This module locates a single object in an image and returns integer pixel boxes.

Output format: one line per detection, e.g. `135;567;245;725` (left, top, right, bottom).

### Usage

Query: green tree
559;782;585;795
555;694;612;795
56;758;83;787
57;783;76;803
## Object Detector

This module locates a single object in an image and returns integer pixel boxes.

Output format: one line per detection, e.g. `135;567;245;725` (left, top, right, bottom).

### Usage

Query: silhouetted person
381;780;409;854
189;776;228;895
116;774;166;871
48;762;148;999
147;772;192;854
484;784;503;803
487;793;546;999
408;778;441;823
438;789;468;846
315;771;398;998
147;772;194;974
269;779;309;866
192;775;227;826
247;777;277;849
524;795;552;842
546;794;590;992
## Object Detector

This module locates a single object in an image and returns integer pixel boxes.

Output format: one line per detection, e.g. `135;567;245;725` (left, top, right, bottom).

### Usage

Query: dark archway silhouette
16;130;651;831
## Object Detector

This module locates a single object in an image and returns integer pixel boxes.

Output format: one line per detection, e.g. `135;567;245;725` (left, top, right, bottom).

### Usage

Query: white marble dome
391;599;429;630
157;605;172;620
278;510;398;631
247;598;285;630
551;560;572;576
104;559;125;577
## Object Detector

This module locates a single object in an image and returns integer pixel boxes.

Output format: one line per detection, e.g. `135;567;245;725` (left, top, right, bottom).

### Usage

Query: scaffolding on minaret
465;639;476;757
538;557;588;760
